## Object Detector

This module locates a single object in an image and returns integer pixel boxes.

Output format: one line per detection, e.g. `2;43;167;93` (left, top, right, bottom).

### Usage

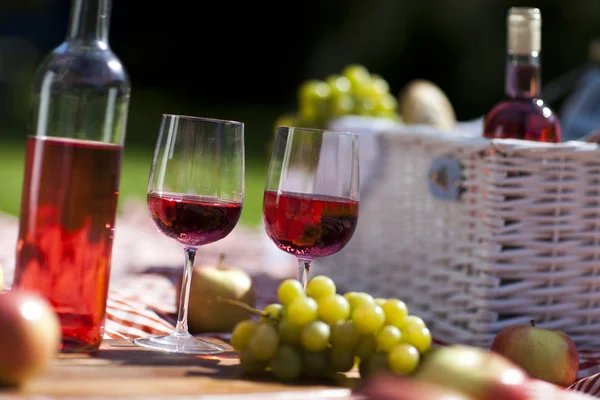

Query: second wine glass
134;114;244;354
263;126;359;289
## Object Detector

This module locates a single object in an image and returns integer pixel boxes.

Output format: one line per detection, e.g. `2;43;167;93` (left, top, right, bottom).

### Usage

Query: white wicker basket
313;116;600;349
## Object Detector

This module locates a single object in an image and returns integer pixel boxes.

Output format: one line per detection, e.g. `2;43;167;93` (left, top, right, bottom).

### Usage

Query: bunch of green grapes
274;64;400;131
230;275;432;382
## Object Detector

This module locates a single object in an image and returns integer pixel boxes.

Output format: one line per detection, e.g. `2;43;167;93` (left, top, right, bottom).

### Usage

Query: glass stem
174;246;197;335
298;259;312;291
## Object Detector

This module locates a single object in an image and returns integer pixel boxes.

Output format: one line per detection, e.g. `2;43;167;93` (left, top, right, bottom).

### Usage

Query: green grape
300;79;331;101
273;113;299;131
299;79;331;103
371;74;390;94
344;292;374;312
299;103;319;124
301;320;330;352
278;319;302;345
326;74;351;97
298;80;331;122
240;349;268;375
400;315;426;330
382;299;408;328
277;279;304;306
376;325;402;353
355;96;378;116
261;303;283;323
231;319;259;352
306;275;336;299
330;347;355;373
288;296;318;326
356;77;388;99
373;111;393;118
317;294;350;324
402;324;432;353
330;95;355;117
269;345;303;381
355;334;377;360
371;74;390;95
374;298;387;307
330;320;360;350
389;113;403;123
388;343;419;375
352;303;385;334
374;93;398;115
359;353;389;379
301;349;330;378
342;64;370;92
247;323;279;361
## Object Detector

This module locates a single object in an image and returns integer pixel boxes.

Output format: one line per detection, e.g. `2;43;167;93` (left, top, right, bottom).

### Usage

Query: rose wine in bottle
483;7;561;142
13;0;130;353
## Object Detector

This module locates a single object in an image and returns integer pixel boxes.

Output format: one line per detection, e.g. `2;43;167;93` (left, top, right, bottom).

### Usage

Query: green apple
359;374;476;400
490;321;579;387
414;345;529;400
178;264;256;333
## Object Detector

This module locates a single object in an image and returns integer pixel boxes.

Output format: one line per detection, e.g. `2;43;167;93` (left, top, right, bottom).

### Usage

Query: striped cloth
104;269;284;340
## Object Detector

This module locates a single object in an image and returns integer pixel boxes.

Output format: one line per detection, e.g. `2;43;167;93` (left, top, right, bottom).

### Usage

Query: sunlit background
0;0;599;226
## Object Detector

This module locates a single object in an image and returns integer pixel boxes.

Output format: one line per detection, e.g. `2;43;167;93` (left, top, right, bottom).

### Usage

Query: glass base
61;338;100;354
133;331;225;355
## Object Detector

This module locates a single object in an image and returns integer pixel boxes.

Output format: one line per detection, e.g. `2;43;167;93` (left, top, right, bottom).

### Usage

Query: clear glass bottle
13;0;130;353
483;7;561;142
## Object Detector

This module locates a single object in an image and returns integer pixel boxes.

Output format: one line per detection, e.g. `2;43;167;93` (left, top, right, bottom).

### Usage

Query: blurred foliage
1;0;597;127
0;141;268;226
0;0;599;226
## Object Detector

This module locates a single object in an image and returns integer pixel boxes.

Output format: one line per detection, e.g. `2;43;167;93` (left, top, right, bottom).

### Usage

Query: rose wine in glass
13;0;130;353
133;114;244;355
147;193;242;247
483;7;561;142
263;127;359;289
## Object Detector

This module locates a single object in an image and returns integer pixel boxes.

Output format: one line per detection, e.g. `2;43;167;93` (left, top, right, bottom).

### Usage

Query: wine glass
134;114;244;354
263;126;359;290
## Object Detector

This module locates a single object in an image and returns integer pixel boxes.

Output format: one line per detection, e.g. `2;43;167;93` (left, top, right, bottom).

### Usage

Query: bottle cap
588;38;600;64
507;7;541;55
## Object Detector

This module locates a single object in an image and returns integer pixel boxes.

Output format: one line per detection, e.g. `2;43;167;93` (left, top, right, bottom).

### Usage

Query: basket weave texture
314;118;600;349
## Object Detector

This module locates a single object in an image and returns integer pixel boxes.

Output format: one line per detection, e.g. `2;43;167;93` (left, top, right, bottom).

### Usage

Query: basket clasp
428;156;463;201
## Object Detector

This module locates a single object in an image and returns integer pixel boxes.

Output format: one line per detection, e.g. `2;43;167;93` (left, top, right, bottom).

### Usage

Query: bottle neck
67;0;111;45
505;52;541;99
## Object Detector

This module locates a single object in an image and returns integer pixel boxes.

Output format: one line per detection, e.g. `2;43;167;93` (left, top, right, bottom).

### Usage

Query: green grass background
0;141;269;228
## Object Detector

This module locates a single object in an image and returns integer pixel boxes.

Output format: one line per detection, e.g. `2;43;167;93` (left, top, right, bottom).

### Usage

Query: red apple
0;290;61;386
414;345;529;400
490;320;579;387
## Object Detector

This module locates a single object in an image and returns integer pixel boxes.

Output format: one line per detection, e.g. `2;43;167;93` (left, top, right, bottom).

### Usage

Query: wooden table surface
0;339;358;399
2;339;594;400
